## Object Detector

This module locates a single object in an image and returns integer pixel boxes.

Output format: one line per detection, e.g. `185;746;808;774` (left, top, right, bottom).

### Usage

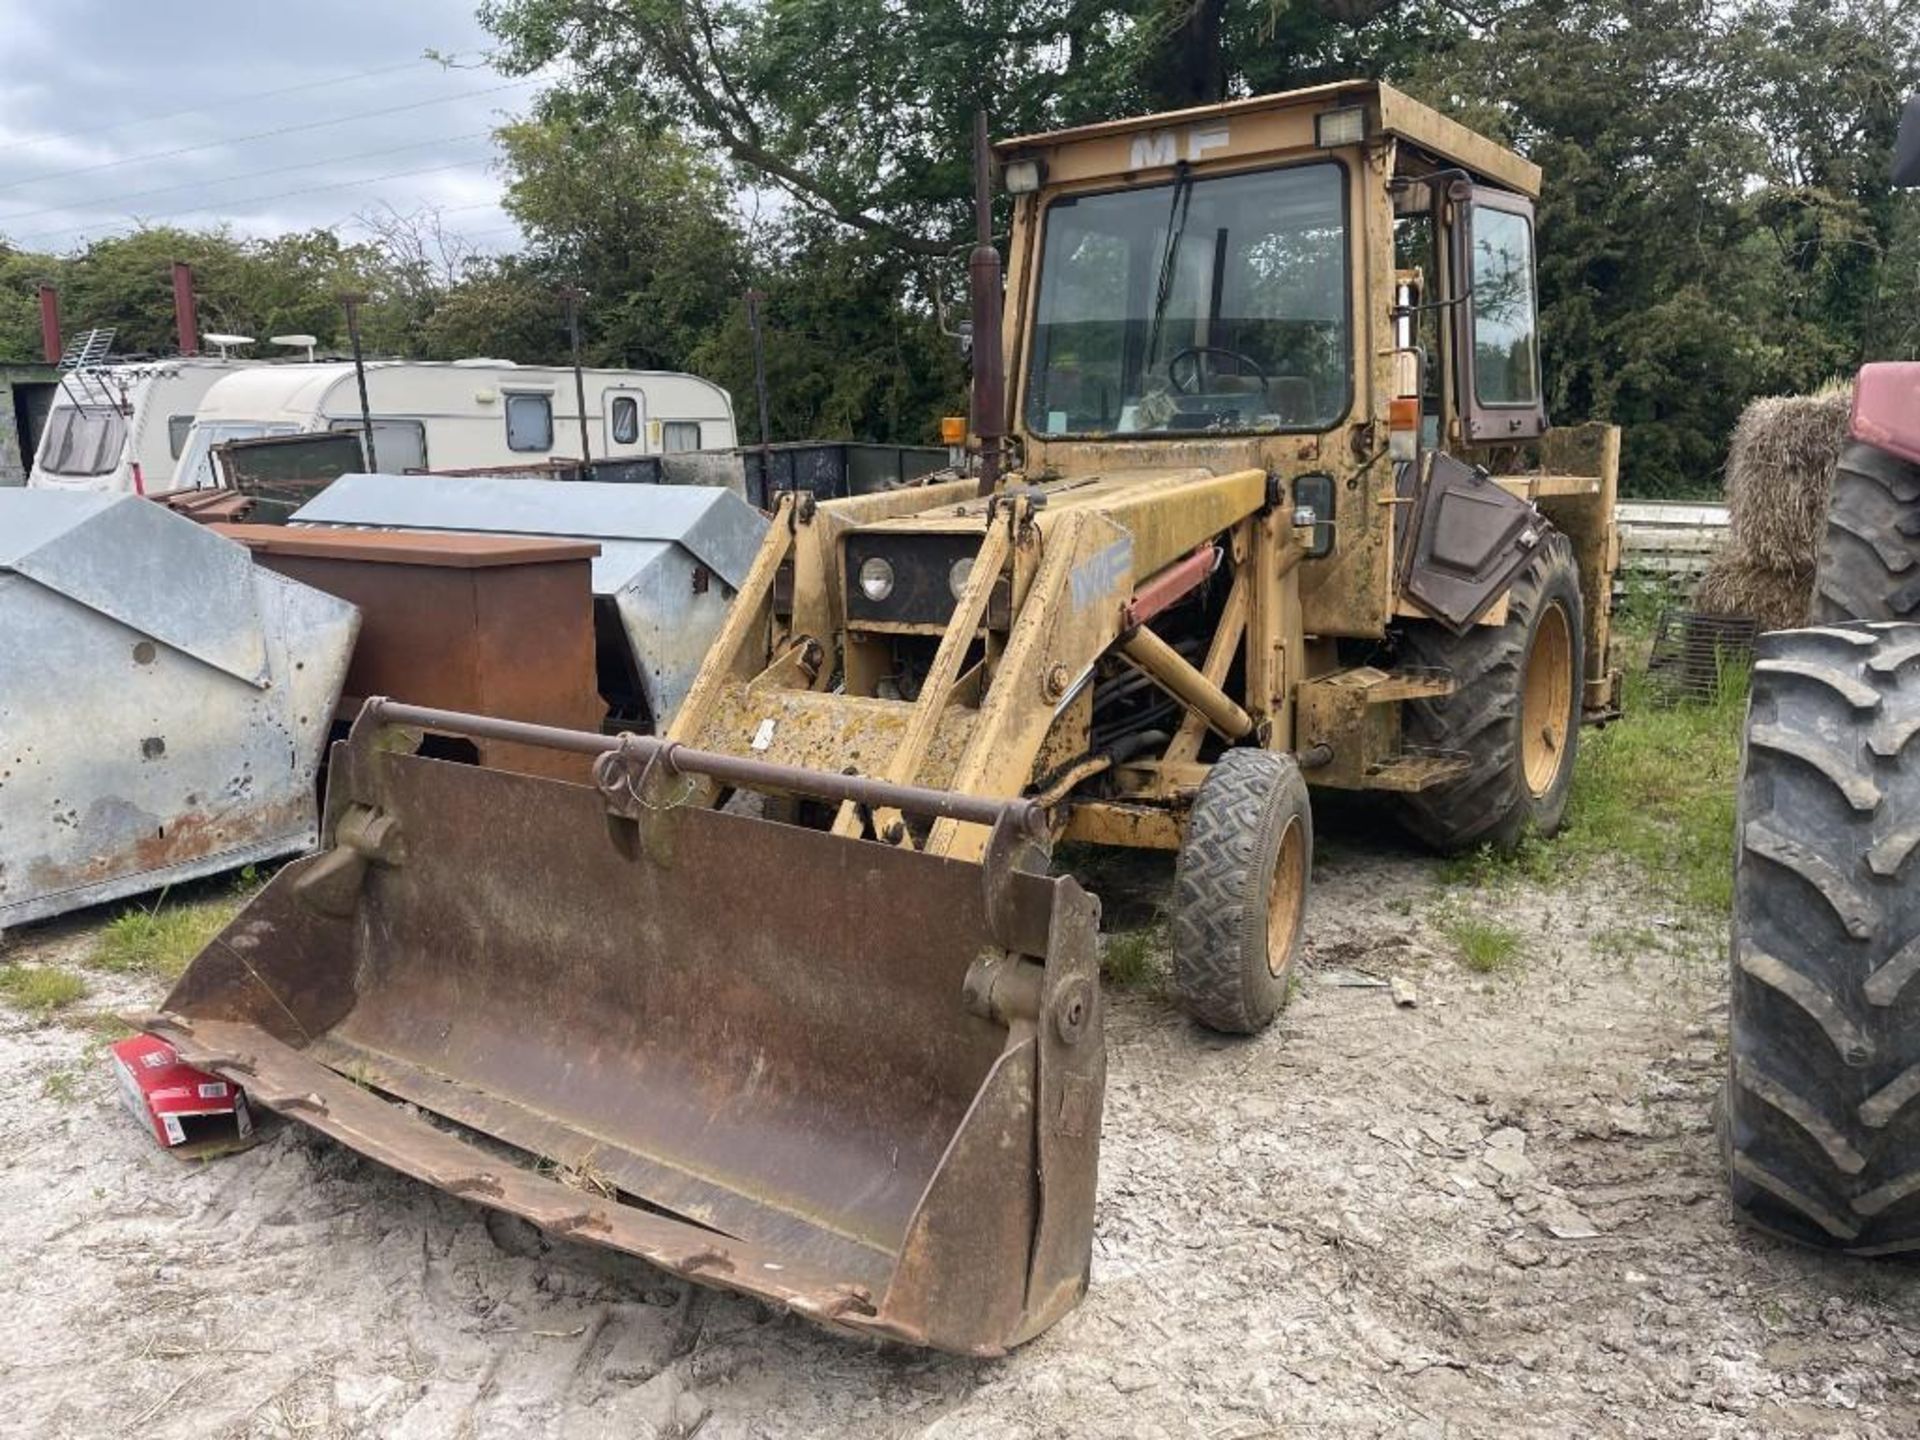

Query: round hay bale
1694;554;1814;631
1721;382;1853;572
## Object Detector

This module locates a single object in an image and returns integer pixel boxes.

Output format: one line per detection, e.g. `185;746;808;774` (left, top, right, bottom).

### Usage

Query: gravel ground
5;825;1920;1439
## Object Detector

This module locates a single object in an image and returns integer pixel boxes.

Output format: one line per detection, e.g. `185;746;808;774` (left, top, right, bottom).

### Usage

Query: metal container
213;524;604;780
734;442;948;508
288;474;767;731
212;431;369;521
0;492;357;929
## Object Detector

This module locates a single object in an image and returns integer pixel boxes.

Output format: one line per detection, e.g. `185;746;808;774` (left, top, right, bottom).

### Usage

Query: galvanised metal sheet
289;473;767;590
0;493;358;929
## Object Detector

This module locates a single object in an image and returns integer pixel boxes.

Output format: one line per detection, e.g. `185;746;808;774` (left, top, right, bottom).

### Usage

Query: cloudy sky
0;0;539;257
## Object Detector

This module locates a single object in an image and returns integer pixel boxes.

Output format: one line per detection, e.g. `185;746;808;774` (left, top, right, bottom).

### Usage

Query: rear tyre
1813;440;1920;623
1171;749;1312;1035
1394;532;1585;853
1723;622;1920;1253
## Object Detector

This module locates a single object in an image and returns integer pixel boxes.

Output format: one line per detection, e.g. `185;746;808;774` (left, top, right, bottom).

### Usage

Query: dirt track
6;826;1920;1439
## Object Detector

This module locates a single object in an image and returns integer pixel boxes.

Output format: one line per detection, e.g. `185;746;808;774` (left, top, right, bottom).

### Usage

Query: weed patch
1102;924;1167;990
1438;912;1523;974
94;897;243;980
0;964;90;1018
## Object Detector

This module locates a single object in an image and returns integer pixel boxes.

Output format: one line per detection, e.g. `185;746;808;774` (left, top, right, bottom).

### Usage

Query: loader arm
668;466;1273;860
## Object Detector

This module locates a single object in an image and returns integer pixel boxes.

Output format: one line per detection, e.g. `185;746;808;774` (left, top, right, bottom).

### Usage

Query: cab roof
997;79;1540;199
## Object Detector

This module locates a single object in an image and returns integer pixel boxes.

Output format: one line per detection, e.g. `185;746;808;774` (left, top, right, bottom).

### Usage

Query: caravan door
603;387;647;455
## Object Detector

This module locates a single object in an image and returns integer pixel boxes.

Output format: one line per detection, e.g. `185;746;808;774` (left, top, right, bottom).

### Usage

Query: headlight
948;557;974;599
858;556;896;602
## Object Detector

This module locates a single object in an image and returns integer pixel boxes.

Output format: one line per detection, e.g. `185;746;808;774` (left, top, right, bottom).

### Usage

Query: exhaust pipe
969;110;1006;497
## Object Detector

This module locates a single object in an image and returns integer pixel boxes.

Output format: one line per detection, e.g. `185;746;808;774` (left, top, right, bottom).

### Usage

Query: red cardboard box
110;1033;256;1157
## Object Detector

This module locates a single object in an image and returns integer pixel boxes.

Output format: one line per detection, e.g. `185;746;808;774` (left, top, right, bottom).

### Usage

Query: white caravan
171;361;737;491
27;359;249;495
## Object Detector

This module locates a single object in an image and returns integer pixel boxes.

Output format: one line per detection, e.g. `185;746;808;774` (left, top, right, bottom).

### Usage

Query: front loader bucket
145;702;1104;1355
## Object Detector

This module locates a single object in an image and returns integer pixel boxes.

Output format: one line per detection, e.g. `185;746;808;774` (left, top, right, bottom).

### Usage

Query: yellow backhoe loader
145;80;1621;1355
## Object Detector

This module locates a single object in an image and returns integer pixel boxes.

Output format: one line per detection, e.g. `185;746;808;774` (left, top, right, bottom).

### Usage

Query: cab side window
1470;205;1540;407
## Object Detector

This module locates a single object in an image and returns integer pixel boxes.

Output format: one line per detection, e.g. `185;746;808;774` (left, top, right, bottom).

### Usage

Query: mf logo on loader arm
1129;123;1230;170
1070;537;1134;612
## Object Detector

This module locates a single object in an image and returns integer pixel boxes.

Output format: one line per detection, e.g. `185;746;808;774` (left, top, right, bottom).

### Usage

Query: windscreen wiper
1144;161;1194;373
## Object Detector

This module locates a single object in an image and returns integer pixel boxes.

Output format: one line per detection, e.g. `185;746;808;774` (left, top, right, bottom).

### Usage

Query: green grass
1431;627;1748;920
1437;912;1524;974
1101;925;1167;989
0;964;90;1018
1558;657;1748;915
1436;832;1561;891
1592;924;1664;965
93;896;245;980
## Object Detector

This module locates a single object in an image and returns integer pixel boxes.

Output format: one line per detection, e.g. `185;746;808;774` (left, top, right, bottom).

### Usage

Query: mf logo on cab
1129;124;1230;169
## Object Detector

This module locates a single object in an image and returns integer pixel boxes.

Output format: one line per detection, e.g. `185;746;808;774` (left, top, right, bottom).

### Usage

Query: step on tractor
148;81;1622;1354
1721;95;1920;1253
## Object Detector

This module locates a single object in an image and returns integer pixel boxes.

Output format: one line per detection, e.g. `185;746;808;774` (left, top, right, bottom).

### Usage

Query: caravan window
41;407;126;476
168;414;194;459
611;395;640;445
327;418;428;472
505;393;553;452
662;420;701;453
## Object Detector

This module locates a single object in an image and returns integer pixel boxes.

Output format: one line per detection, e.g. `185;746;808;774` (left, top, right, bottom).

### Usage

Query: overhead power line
0;132;491;225
5;155;499;246
0;75;542;196
0;56;470;152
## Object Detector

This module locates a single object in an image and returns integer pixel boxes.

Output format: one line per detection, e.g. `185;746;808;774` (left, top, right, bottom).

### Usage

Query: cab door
1451;188;1547;444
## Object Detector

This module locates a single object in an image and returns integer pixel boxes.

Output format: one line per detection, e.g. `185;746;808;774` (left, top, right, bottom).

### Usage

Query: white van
28;359;249;494
172;361;737;491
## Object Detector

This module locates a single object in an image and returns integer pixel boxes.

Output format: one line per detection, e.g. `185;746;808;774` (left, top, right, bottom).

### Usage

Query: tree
495;109;749;366
688;221;967;444
417;255;571;363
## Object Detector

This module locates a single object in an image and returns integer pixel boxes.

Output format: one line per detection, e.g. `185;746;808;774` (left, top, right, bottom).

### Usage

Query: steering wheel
1167;345;1270;395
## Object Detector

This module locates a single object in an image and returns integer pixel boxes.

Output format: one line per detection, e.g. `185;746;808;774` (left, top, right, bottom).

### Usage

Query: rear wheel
1171;749;1312;1034
1394;532;1585;853
1813;440;1920;623
1723;622;1920;1252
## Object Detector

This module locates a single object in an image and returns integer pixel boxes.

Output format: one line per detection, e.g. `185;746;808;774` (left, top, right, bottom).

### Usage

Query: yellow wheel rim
1522;601;1573;797
1266;816;1307;978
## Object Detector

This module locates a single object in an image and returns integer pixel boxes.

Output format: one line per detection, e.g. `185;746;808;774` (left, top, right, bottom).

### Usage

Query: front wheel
1171;749;1313;1034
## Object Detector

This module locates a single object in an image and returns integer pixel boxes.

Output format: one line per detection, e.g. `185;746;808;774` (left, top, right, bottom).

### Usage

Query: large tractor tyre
1723;622;1920;1253
1394;532;1585;854
1813;440;1920;624
1171;748;1312;1035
